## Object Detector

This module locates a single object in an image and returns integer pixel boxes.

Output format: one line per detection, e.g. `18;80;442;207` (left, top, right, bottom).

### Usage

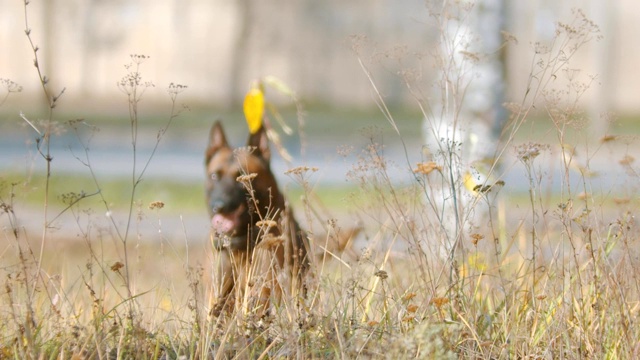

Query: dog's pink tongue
212;214;234;233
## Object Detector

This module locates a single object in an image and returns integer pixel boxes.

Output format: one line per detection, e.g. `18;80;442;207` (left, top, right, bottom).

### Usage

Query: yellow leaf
160;297;172;311
244;85;264;134
463;171;477;194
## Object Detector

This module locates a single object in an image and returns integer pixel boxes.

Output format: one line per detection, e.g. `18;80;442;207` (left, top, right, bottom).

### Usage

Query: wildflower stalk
23;0;66;323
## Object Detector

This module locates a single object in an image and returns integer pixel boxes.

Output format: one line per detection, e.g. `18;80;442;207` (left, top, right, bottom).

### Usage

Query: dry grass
4;143;640;358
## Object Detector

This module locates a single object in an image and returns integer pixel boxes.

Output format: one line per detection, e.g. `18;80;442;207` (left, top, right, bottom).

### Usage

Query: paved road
1;125;634;245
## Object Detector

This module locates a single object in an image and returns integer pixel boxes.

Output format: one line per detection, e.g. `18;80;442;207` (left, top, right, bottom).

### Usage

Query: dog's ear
205;120;229;163
247;125;271;163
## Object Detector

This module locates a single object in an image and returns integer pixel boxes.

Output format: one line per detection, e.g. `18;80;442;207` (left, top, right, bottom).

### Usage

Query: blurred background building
0;0;636;113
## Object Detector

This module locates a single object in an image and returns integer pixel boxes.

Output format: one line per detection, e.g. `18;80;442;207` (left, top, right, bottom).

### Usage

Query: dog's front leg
211;249;237;317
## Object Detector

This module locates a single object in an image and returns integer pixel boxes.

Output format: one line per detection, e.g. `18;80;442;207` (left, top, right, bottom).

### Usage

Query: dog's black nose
210;199;225;214
210;197;239;215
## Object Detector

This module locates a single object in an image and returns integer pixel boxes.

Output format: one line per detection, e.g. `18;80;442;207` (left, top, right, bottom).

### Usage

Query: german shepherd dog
205;120;309;316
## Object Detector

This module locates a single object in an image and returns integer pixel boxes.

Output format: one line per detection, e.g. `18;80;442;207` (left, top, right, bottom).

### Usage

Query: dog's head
205;120;282;250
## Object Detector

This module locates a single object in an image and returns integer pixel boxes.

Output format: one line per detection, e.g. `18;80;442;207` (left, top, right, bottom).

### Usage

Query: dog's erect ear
247;125;271;163
205;120;229;163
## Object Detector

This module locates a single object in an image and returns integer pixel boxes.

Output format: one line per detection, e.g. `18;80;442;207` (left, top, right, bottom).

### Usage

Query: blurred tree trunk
228;0;252;106
461;0;507;164
42;0;56;99
424;0;507;259
589;0;615;137
80;0;96;95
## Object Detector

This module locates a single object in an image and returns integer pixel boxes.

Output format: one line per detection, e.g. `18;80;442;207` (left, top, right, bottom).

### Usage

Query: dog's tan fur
205;121;309;316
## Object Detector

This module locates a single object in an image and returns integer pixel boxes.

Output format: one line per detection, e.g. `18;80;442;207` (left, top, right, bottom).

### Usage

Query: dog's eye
211;170;224;181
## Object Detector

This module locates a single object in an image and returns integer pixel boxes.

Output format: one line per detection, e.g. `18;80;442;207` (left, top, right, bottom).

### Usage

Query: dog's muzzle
210;204;254;251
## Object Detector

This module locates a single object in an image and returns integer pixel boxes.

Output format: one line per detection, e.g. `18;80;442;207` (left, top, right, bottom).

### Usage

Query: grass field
3;110;640;358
